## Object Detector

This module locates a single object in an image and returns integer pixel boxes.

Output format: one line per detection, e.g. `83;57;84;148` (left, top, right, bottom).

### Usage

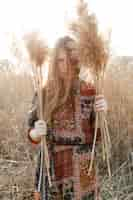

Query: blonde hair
43;36;79;123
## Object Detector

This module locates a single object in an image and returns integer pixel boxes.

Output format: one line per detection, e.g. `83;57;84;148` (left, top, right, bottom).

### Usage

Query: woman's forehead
66;40;77;49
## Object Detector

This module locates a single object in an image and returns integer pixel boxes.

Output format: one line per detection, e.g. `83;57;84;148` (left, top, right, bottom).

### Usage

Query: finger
36;124;46;128
95;100;106;106
95;102;107;108
36;121;46;126
95;106;106;111
35;121;46;129
95;105;107;112
37;130;46;136
95;95;104;100
35;127;46;132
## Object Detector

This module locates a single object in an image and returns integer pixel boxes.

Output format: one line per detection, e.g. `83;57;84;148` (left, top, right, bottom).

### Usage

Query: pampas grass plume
24;32;48;67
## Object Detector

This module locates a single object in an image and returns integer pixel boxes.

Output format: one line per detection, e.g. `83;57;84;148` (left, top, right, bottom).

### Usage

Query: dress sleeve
27;93;40;144
28;93;39;128
84;82;101;141
80;81;96;123
80;81;101;144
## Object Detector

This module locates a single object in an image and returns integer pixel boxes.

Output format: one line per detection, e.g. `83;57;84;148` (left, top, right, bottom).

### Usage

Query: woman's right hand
34;191;41;200
29;120;47;142
35;120;47;136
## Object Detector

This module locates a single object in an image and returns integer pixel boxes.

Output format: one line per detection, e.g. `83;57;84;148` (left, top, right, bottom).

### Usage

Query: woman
28;36;107;200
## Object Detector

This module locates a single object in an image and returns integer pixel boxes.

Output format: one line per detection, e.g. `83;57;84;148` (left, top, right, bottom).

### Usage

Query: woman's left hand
94;95;108;112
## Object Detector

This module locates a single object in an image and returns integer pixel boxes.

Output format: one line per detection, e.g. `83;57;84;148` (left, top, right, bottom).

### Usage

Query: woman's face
57;40;79;79
57;49;68;78
66;40;79;65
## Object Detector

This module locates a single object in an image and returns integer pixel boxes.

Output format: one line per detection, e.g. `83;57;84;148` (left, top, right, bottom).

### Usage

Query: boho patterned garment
28;80;100;200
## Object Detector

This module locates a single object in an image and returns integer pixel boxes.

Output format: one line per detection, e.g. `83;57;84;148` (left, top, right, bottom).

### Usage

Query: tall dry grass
0;71;38;199
99;60;133;199
0;58;133;199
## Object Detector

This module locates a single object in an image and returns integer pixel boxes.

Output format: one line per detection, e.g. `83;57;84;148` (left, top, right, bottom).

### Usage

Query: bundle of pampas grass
70;0;111;177
24;32;52;188
24;31;48;67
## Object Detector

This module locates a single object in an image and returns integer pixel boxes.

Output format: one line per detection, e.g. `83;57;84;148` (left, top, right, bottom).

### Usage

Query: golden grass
24;31;48;67
0;59;133;199
70;0;111;176
69;0;109;75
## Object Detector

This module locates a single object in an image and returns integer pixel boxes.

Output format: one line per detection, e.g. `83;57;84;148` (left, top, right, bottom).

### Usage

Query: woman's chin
70;58;79;66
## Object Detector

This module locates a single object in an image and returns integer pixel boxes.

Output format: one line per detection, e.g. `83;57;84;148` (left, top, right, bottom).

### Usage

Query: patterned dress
28;80;100;200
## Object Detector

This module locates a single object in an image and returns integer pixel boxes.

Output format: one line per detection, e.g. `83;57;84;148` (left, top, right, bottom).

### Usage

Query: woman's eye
58;59;65;63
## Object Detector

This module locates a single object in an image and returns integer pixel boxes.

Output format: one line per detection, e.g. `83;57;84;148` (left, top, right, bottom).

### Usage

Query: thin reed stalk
24;32;52;188
69;0;111;177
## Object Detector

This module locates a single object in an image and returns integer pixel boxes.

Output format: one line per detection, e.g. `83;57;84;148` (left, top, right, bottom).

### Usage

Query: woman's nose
72;49;78;57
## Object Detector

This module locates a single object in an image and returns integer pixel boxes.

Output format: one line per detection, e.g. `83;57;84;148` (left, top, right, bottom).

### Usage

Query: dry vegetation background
0;56;133;199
